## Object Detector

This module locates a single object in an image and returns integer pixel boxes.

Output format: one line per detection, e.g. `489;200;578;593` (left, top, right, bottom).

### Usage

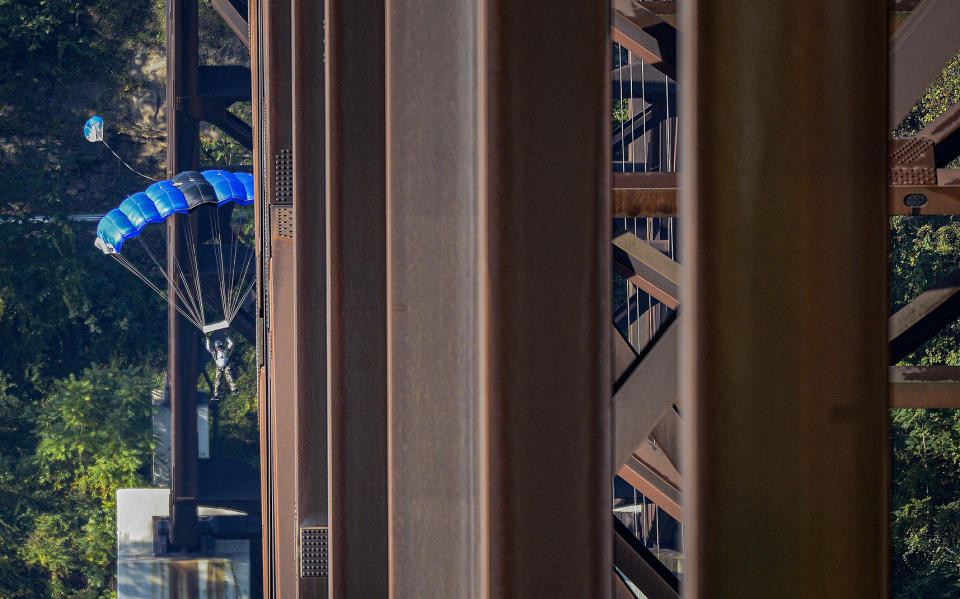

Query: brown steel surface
322;0;388;596
889;183;960;214
249;2;271;594
385;0;609;596
681;1;888;598
267;233;298;599
612;230;680;309
211;0;250;47
920;103;960;146
649;408;680;477
617;455;682;523
612;518;680;599
484;2;610;597
611;0;677;80
613;188;677;217
613;319;677;471
290;0;330;597
889;265;960;363
891;366;960;408
612;325;639;386
613;172;677;189
254;0;297;595
166;0;201;549
385;0;486;594
889;0;960;129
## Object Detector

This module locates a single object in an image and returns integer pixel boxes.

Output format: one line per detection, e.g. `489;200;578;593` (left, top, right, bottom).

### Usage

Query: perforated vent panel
273;206;294;239
300;527;329;578
275;149;293;204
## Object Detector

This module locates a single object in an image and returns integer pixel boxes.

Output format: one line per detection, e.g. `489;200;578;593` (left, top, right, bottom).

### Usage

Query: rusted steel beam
889;182;960;214
166;0;201;550
890;365;960;408
649;406;680;477
319;0;389;595
252;0;297;594
617;453;682;522
612;324;638;386
611;0;677;81
917;102;960;167
613;316;677;471
386;0;609;596
682;1;888;597
289;0;332;595
613;172;676;189
249;1;271;594
385;1;488;593
636;1;676;15
613;188;677;217
889;0;960;130
889;266;960;363
614;575;637;599
611;104;666;150
613;517;680;599
612;229;679;309
211;0;250;47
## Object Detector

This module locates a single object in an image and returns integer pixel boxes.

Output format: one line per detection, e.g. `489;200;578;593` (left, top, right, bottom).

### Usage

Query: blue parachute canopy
95;170;257;333
95;170;253;254
83;116;103;142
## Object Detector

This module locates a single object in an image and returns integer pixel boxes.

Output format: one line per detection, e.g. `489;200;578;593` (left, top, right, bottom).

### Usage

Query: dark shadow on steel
889;266;960;363
613;517;679;599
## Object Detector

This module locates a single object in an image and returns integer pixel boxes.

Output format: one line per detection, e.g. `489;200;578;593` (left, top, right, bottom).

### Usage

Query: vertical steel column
484;3;610;597
680;2;888;598
321;0;389;596
385;0;609;596
252;0;297;595
249;0;272;595
166;0;200;550
385;1;485;593
289;0;330;597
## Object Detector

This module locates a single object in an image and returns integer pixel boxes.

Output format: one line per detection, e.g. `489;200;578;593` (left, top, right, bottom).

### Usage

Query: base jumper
206;336;238;399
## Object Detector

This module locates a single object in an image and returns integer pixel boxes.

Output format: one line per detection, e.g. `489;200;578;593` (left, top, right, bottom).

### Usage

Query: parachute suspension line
227;236;256;322
180;216;207;329
136;236;205;328
208;208;230;322
111;254;204;330
226;211;255;321
99;140;159;182
154;227;206;326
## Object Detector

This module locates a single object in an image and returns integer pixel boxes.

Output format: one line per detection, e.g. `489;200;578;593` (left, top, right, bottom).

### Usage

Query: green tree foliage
0;1;257;595
22;365;154;598
891;409;960;599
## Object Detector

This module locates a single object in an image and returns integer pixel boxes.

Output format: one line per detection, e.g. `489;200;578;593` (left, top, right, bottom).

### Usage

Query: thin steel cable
641;61;648;172
182;216;207;328
664;72;672;173
617;44;633;170
628;53;635;172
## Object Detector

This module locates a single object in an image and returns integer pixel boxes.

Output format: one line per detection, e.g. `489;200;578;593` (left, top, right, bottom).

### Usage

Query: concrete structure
117;489;250;599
